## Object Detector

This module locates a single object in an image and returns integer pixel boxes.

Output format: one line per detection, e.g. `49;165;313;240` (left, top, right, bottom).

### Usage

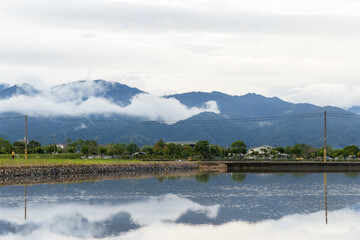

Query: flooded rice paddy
1;172;360;239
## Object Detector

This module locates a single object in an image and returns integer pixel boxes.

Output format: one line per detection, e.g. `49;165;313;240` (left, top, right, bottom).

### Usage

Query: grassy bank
0;158;152;167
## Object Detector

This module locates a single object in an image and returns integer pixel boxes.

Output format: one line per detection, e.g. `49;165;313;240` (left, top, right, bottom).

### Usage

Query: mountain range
0;79;359;148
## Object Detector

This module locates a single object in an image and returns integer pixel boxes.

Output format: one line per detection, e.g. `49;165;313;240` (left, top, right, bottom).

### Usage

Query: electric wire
1;112;360;125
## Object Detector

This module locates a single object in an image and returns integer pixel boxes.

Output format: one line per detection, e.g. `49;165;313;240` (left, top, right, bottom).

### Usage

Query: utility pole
25;115;27;160
324;111;327;163
53;133;57;154
64;132;67;146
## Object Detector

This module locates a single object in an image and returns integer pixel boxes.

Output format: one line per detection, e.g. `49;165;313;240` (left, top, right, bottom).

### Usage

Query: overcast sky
1;0;360;108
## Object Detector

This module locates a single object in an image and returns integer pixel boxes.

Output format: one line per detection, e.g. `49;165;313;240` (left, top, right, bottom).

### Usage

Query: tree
275;147;285;154
0;138;13;154
66;146;76;153
194;140;210;160
153;139;166;155
289;145;302;157
106;144;115;156
114;143;125;155
28;140;41;149
230;140;247;158
81;145;89;155
155;139;165;148
317;145;335;158
13;141;25;154
181;145;193;158
141;145;154;155
35;147;43;154
343;145;360;157
333;149;345;159
45;145;56;154
85;140;98;155
98;146;107;157
250;151;259;158
164;143;182;158
126;143;139;155
209;145;219;159
28;140;41;153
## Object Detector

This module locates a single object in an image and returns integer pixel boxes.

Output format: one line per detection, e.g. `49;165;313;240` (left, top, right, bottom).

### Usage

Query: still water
1;172;360;239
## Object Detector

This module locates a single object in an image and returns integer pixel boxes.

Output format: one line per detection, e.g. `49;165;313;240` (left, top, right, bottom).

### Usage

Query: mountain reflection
1;173;360;239
0;194;219;239
1;201;360;240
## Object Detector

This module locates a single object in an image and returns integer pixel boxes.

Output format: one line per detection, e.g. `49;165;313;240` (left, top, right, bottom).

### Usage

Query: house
247;145;274;156
56;144;65;149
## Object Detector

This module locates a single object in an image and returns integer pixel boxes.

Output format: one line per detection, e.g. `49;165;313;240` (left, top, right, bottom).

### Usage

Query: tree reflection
231;173;247;182
344;173;359;178
195;174;210;183
291;173;308;178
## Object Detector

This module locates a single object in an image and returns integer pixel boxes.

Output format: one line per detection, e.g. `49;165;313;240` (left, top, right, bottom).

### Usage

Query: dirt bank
0;162;199;185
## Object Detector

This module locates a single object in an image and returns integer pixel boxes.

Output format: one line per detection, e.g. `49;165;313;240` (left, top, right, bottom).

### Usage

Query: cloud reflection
0;194;219;239
1;192;360;240
120;209;360;240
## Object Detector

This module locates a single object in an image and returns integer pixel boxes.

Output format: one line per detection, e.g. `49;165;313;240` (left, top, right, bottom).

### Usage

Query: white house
248;145;274;156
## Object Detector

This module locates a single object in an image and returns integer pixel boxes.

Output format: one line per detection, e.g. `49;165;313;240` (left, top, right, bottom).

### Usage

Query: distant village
1;136;360;160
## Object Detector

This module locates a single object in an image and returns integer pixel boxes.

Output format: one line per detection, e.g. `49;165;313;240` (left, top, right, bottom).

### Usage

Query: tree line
1;137;360;160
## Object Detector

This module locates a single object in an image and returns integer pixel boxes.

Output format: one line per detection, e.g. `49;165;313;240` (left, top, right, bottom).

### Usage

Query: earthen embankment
0;162;199;185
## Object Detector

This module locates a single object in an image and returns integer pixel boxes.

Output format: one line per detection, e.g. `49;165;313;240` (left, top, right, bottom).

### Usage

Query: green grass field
0;154;150;167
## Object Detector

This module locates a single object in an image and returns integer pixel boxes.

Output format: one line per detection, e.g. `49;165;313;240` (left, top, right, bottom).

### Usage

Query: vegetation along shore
2;137;360;161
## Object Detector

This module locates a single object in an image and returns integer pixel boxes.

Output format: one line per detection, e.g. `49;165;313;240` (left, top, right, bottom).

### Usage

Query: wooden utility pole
324;111;327;162
53;133;57;153
25;115;27;160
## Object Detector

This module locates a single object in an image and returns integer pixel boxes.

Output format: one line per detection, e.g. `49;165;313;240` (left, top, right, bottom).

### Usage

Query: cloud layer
0;93;219;122
1;0;360;107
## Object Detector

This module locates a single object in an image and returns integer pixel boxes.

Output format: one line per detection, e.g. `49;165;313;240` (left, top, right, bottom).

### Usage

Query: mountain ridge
0;80;359;148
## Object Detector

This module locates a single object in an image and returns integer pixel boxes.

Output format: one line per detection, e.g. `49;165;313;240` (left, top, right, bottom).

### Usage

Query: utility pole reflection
24;185;27;220
324;173;328;225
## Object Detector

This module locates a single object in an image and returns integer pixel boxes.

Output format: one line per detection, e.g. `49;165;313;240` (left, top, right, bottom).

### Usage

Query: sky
1;0;360;108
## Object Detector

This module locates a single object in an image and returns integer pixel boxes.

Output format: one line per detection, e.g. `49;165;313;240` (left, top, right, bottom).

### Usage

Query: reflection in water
291;173;308;178
1;172;360;239
324;173;328;225
344;172;359;178
24;185;27;221
0;194;219;239
231;173;246;182
195;174;210;183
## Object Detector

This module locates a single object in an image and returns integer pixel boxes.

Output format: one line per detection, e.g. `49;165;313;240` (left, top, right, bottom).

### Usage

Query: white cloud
284;83;360;108
0;92;219;122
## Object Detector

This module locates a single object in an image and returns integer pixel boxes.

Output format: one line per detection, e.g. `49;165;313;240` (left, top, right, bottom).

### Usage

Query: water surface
1;172;360;239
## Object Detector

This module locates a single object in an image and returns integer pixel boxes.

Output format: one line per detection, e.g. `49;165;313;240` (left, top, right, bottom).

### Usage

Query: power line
1;111;359;125
0;116;24;120
25;112;326;124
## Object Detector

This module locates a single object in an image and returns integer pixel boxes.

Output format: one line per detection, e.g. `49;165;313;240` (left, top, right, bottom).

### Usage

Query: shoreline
0;162;199;185
2;161;360;185
224;161;360;172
